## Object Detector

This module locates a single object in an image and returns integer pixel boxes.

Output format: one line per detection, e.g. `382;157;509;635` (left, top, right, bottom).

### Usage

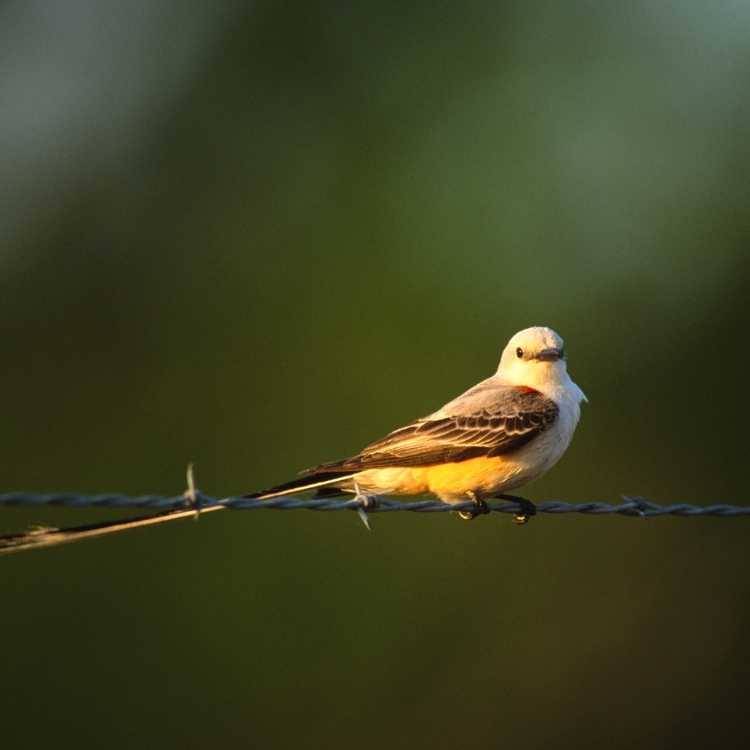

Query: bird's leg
457;490;490;521
352;480;375;531
495;493;537;525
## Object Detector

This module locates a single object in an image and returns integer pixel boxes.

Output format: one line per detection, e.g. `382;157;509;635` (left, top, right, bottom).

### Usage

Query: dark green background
2;2;749;748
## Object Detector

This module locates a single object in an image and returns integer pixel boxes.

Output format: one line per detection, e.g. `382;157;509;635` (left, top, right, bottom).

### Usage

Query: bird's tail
0;504;225;556
0;471;356;555
243;471;355;500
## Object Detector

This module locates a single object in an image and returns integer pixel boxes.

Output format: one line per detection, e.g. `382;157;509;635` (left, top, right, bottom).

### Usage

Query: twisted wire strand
2;489;748;555
1;491;749;517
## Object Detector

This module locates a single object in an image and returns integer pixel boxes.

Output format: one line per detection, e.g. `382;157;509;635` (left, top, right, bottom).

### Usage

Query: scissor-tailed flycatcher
0;326;586;552
246;326;587;521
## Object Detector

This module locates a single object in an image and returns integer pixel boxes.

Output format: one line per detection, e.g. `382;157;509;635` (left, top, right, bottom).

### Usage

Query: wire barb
352;481;374;531
183;462;199;519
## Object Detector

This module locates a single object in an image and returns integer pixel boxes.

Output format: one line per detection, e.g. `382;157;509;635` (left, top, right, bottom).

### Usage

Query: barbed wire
2;489;748;556
2;490;749;516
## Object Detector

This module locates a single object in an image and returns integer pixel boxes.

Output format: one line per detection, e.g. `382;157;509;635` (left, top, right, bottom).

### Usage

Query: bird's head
498;326;575;391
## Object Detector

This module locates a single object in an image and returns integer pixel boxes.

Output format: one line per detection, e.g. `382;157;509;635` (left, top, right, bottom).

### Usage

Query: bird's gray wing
310;384;558;472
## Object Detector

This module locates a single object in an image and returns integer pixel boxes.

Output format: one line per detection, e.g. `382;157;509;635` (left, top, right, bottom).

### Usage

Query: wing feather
308;387;558;473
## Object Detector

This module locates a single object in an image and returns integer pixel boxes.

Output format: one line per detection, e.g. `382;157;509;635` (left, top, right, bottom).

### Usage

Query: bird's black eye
516;347;524;359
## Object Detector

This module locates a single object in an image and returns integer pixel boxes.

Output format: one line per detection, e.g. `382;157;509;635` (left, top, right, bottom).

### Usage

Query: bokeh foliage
2;2;750;748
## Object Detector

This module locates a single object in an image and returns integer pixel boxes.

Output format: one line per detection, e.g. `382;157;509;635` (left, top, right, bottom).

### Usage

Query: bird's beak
536;347;562;362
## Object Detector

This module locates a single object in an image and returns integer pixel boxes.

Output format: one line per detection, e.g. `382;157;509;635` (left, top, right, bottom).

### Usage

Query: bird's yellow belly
355;456;524;502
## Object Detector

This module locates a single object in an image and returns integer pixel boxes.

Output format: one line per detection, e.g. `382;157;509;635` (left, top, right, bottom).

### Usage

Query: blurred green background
2;2;750;748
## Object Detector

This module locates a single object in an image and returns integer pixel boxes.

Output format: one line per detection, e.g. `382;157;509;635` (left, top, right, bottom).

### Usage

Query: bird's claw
496;494;537;525
458;492;490;521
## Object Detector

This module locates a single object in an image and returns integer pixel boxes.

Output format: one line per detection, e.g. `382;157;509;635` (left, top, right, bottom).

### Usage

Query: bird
0;326;586;552
245;326;587;522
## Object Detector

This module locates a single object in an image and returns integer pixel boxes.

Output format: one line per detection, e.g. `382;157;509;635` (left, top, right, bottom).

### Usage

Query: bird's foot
496;494;537;525
352;481;376;531
458;491;490;521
